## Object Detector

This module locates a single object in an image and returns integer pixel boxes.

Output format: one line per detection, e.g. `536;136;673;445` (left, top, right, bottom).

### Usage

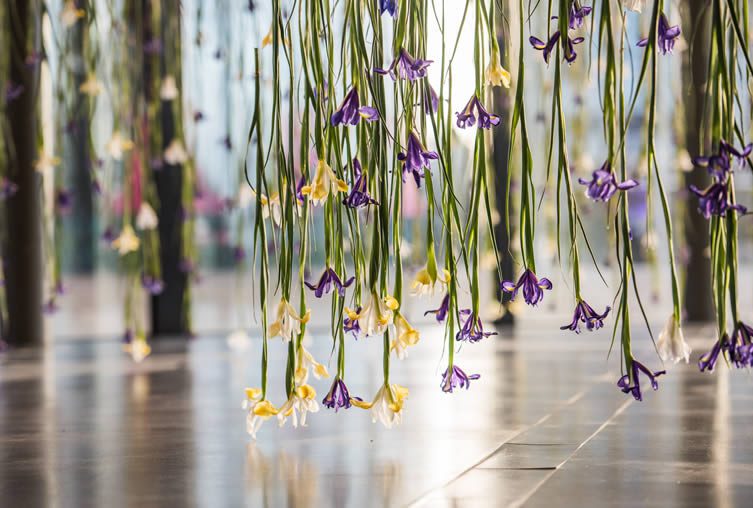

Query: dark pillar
680;0;713;321
3;0;44;345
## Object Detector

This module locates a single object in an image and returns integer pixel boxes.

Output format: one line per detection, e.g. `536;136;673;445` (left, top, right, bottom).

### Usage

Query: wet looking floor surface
1;325;751;508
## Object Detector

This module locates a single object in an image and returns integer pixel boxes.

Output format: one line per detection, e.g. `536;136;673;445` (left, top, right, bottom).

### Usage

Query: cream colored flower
123;333;151;363
277;384;319;428
135;202;158;230
159;75;179;100
261;25;273;48
391;313;420;359
260;192;282;226
243;388;279;439
657;315;691;364
163;139;189;165
295;345;330;385
351;383;408;428
79;75;102;96
111;224;140;255
268;298;310;342
350;293;398;338
61;0;85;27
106;132;134;161
411;267;450;297
622;0;645;12
300;160;348;206
485;47;511;88
34;152;61;173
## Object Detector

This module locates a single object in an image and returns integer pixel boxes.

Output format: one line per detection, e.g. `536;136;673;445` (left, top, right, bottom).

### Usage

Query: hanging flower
343;158;378;208
343;306;362;337
35;152;61;172
163;139;189;165
560;300;611;333
455;95;501;129
398;131;439;187
243;388;279;439
485;47;511;88
300;159;348;206
259;192;282;225
106;132;135;161
424;294;450;323
501;269;552;306
55;189;73;214
578;162;639;202
617;359;666;401
374;48;433;81
441;365;480;393
111;224;140;255
330;87;378;126
530;32;584;63
295;345;330;385
569;3;592;29
5;82;24;103
61;0;85;27
347;293;398;338
391;312;420;359
261;25;273;48
689;181;747;219
136;202;159;230
79;75;102;96
411;267;450;296
456;309;497;343
0;178;18;200
268;298;310;342
351;383;408;428
159;75;179;100
622;0;645;12
141;274;165;295
657;315;691;364
277;384;319;428
305;267;354;298
698;334;731;372
322;378;354;412
637;14;681;55
380;0;397;17
693;139;752;180
122;332;151;363
730;322;753;368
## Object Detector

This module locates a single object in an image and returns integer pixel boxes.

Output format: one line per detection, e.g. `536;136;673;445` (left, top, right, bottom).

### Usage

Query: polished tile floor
1;323;751;507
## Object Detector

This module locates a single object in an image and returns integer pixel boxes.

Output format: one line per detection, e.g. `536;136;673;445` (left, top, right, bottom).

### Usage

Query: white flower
111;224;140;255
34;152;61;173
622;0;645;12
106;132;134;161
79;75;102;96
268;298;310;342
657;315;692;364
352;383;409;428
295;346;329;385
163;139;189;165
123;334;151;363
159;75;179;100
243;388;279;439
135;202;158;230
227;329;251;351
277;384;319;428
260;192;281;226
391;313;420;359
351;293;398;338
61;0;85;27
411;267;450;297
300;160;348;206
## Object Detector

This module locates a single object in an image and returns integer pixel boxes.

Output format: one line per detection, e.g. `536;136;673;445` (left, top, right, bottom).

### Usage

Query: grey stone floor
1;323;751;507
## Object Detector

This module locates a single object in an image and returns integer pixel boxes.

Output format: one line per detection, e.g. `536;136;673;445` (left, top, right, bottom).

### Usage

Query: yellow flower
391;312;420;359
261;25;273;47
352;383;409;428
277;384;319;428
61;0;85;27
295;345;330;385
106;132;135;161
243;388;279;439
34;152;61;173
485;47;511;88
411;267;450;296
122;333;151;363
268;298;310;342
159;75;179;100
111;224;140;255
300;160;348;206
260;192;282;226
79;75;102;96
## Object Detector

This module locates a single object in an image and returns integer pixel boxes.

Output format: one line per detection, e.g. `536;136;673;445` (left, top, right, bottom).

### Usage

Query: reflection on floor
1;324;751;507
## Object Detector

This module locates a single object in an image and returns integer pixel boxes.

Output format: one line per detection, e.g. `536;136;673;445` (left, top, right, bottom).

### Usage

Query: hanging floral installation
240;0;752;439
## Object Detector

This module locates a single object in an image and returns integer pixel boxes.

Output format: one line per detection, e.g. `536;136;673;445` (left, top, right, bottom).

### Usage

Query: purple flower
141;274;165;295
305;267;354;298
456;95;501;129
193;110;205;122
374;48;433;81
296;175;306;204
456;309;497;343
617;359;666;401
637;13;681;55
380;0;397;17
569;3;592;29
343;158;378;209
55;189;73;214
143;38;163;55
530;32;584;63
561;300;610;333
344;306;362;337
424;294;450;323
0;178;18;200
698;334;730;372
423;85;439;116
398;131;439;187
729;323;753;368
441;364;480;393
501;269;552;306
42;298;59;314
689;181;747;219
322;377;353;411
578;162;639;202
693;139;752;179
5;81;24;103
330;87;379;126
232;245;246;263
